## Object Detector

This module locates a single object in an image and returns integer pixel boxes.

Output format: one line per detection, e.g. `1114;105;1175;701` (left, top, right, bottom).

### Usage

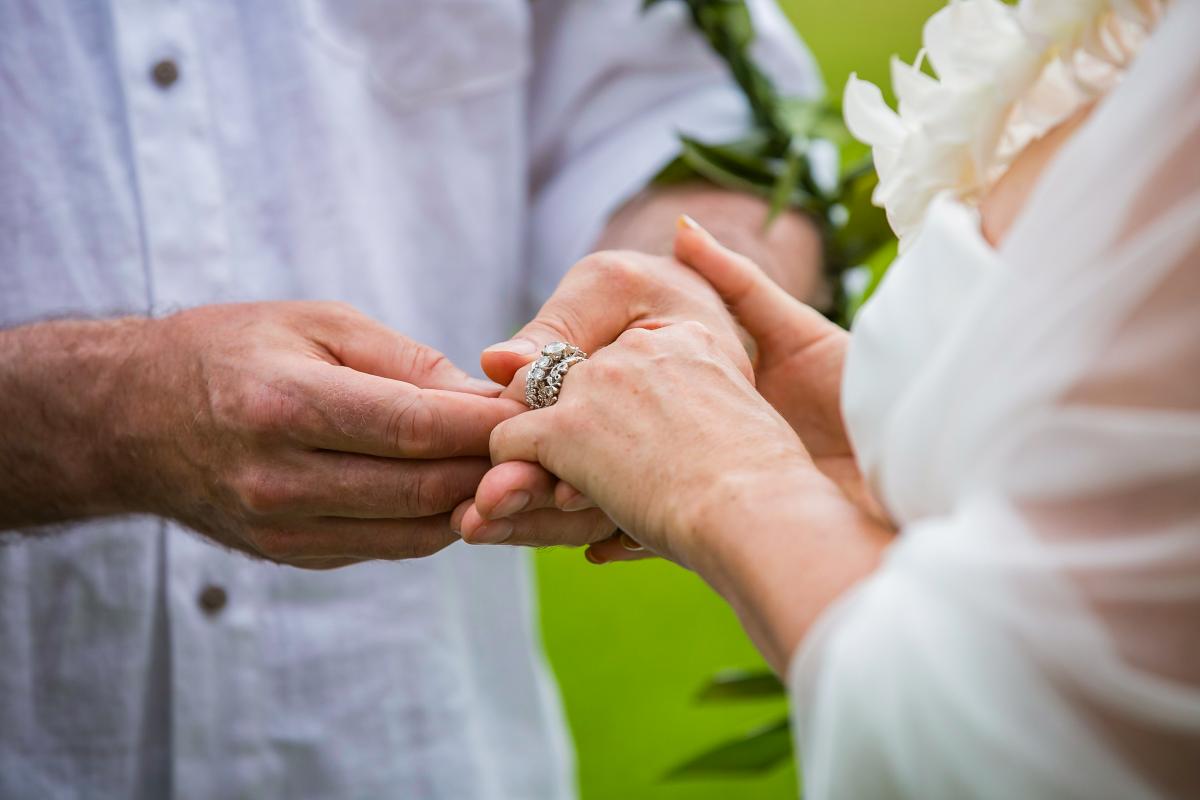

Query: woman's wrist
679;456;830;581
676;456;892;672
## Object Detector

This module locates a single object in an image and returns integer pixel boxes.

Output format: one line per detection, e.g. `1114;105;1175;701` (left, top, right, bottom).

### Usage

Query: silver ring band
525;341;587;409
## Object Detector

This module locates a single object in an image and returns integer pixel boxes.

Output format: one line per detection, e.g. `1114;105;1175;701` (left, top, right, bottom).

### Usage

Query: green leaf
779;99;852;145
697;3;755;50
683;135;777;180
697;668;786;701
677;137;776;198
830;161;891;268
651;154;703;186
667;718;793;777
767;146;804;225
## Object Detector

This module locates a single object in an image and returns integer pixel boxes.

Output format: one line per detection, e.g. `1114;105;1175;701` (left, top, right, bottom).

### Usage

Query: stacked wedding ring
524;341;587;409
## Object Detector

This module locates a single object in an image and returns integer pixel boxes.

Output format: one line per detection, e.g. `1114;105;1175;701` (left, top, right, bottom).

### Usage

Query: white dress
789;3;1200;798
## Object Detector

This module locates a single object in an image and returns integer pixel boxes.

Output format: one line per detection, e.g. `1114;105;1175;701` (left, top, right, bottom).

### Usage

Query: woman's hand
451;247;753;552
469;320;815;568
674;218;885;522
471;319;892;670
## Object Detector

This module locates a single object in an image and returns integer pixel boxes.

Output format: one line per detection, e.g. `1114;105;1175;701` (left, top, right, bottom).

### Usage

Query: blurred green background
535;2;942;798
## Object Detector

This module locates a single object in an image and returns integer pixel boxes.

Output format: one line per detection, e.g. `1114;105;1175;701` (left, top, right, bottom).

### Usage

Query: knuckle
411;348;449;380
615;326;654;349
410;532;454;559
677;319;714;342
385;393;443;454
235;468;296;516
583;348;632;380
233;382;303;437
386;524;454;560
403;468;453;515
246;525;298;560
535;306;586;349
586;358;626;385
381;338;447;385
590;513;619;543
308;301;368;340
322;300;362;321
578;250;646;291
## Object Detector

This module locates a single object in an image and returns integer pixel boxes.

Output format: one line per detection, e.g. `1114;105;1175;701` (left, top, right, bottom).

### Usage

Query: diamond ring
525;341;587;409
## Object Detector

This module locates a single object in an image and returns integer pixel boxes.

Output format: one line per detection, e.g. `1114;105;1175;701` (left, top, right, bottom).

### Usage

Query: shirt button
151;59;179;89
198;584;228;615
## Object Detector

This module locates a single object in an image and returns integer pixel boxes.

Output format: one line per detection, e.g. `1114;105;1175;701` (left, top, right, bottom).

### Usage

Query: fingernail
559;494;591;513
677;214;701;231
619;532;644;552
584;547;607;565
450;499;473;536
492;490;530;518
472;519;514;544
484;338;537;356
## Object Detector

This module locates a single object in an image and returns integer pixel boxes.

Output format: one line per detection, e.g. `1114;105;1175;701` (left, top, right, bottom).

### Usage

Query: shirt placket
110;0;232;314
108;1;268;796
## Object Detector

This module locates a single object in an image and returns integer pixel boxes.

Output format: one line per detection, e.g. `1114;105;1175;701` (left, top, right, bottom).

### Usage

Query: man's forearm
0;318;151;528
595;183;825;303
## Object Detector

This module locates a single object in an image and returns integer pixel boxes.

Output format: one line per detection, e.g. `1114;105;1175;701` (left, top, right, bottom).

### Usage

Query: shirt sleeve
525;0;822;303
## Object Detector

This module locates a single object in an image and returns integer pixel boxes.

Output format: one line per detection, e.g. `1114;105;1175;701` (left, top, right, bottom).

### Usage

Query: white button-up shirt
0;2;817;797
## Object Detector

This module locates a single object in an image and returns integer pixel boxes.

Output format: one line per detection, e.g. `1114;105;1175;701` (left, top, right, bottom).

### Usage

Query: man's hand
0;302;524;568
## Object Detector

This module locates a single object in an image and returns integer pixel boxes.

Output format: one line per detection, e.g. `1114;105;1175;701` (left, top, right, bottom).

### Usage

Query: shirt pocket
294;0;530;109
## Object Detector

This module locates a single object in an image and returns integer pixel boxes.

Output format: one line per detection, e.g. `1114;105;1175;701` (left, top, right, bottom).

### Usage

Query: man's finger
252;514;459;562
318;306;500;396
459;504;615;548
249;454;491;519
293;363;525;458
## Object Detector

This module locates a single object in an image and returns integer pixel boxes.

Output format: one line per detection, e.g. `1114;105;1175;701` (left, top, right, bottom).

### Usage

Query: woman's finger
479;254;646;386
473;460;597;518
674;215;826;352
457;501;615;547
585;531;657;564
480;248;747;387
474;461;557;518
488;410;548;466
555;480;594;511
498;362;532;404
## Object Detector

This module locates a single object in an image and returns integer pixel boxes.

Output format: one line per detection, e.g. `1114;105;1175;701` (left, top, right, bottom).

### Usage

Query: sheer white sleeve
791;4;1200;798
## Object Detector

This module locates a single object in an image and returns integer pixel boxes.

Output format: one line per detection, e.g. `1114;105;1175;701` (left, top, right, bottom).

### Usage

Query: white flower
844;0;1164;248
